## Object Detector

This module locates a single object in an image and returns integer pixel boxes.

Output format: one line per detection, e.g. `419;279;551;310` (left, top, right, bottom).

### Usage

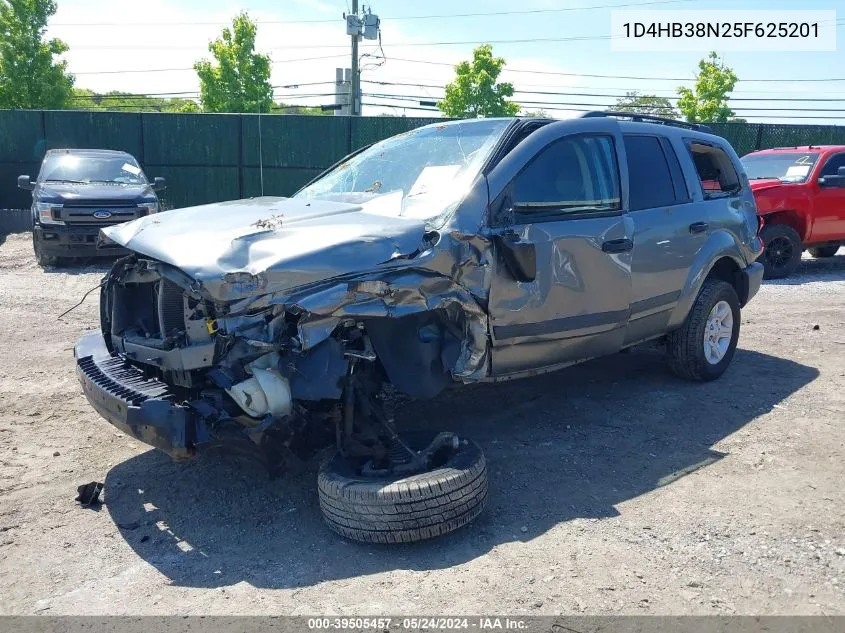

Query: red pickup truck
741;146;845;279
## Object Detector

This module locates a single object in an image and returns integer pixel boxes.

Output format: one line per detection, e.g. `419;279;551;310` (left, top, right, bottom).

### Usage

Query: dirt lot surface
0;231;844;615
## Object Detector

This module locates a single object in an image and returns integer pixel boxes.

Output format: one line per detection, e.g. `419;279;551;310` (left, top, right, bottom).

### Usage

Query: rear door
486;119;633;377
623;133;699;343
812;152;845;243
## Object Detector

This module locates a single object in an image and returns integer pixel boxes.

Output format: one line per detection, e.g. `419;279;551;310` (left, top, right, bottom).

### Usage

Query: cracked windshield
295;119;510;223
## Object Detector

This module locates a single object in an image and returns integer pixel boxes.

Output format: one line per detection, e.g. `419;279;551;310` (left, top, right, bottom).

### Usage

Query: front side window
741;151;820;183
819;153;845;177
511;135;620;218
688;142;741;197
39;154;147;185
295;119;511;226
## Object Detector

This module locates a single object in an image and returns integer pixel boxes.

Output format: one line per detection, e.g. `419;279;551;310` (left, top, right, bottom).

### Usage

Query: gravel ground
0;231;844;616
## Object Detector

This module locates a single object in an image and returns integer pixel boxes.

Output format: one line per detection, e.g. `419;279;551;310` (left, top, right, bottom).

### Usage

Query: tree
0;0;74;109
194;12;273;113
677;52;738;123
438;44;519;118
611;91;678;119
275;103;332;116
69;88;200;112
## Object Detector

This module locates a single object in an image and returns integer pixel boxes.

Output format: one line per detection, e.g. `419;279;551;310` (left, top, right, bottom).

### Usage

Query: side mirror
17;175;33;191
819;168;845;188
152;177;167;192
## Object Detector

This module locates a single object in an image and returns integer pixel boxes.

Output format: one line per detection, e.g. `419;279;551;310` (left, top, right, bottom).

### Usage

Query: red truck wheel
759;224;802;279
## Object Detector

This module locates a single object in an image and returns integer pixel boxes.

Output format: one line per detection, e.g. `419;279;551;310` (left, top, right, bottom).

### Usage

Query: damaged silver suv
75;113;764;543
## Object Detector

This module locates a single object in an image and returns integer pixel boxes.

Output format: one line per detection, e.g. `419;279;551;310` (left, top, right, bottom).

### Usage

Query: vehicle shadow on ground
767;252;845;285
105;348;817;590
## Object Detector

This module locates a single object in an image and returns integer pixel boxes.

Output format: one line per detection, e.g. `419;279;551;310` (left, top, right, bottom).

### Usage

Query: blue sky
47;0;844;122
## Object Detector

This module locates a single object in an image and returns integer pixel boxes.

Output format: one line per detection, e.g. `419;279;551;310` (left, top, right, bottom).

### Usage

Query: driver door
486;119;633;377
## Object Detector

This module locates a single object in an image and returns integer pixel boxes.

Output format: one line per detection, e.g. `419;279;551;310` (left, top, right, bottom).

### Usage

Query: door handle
689;221;709;234
601;238;634;254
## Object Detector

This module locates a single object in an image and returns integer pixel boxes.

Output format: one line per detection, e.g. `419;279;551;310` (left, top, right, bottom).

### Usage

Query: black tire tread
807;245;840;259
317;443;487;544
667;279;739;382
759;223;802;279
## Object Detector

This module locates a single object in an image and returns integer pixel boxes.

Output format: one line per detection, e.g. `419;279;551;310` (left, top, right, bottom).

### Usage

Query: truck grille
56;206;143;225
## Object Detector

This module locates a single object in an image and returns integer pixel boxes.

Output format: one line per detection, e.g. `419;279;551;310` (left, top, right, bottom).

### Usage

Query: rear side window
512;134;621;219
624;135;677;211
687;142;741;198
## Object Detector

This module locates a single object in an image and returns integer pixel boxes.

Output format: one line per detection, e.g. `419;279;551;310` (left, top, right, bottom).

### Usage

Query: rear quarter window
687;142;741;198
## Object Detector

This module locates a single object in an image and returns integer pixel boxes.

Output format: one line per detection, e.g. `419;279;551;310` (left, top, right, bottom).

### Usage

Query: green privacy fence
1;109;844;213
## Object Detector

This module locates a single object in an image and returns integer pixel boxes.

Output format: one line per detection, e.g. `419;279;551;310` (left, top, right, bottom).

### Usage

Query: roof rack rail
580;110;713;134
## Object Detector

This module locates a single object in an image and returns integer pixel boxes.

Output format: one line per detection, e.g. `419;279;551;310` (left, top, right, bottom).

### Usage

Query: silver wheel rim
704;300;733;365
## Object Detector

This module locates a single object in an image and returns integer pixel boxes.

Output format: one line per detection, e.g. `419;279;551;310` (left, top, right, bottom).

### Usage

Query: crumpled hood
101;196;429;302
38;182;154;203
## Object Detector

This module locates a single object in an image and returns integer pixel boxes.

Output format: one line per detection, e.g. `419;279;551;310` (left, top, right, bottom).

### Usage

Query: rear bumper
74;332;203;458
740;261;764;306
34;224;128;258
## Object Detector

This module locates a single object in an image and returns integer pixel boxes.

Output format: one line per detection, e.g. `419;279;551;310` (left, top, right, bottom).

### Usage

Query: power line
365;76;845;97
51;0;698;27
363;92;845;114
387;56;845;83
72;54;348;76
363;80;845;103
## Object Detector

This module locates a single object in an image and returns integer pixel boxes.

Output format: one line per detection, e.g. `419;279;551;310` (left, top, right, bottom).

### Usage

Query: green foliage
0;0;74;109
69;88;200;112
194;12;273;113
611;91;678;119
677;52;738;123
438;44;519;118
275;103;332;115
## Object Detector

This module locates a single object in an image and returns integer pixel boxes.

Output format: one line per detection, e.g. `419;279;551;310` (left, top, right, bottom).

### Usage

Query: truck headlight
35;202;64;225
139;201;159;215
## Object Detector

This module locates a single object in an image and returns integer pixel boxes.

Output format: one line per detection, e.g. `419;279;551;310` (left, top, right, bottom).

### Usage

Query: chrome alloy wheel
704;300;733;365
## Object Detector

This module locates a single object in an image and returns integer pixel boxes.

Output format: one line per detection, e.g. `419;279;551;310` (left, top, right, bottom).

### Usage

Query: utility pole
350;0;360;116
345;2;379;116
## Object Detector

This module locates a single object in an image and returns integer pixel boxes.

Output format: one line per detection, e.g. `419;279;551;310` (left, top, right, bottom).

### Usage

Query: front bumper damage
75;332;204;458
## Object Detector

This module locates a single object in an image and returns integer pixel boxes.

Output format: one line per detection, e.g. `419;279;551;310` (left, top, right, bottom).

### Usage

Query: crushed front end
76;252;489;474
75;255;352;473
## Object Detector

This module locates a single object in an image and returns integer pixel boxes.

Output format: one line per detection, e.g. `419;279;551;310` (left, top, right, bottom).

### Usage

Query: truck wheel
807;244;840;259
317;433;488;544
32;237;58;268
759;224;802;279
667;279;740;382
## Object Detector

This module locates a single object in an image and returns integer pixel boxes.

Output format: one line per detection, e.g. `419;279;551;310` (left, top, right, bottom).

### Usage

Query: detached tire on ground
808;244;840;259
759;223;802;279
667;279;741;382
318;435;488;544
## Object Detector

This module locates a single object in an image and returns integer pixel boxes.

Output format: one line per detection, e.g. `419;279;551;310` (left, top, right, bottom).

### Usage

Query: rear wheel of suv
808;244;840;259
759;224;802;279
317;432;488;544
667;279;740;382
